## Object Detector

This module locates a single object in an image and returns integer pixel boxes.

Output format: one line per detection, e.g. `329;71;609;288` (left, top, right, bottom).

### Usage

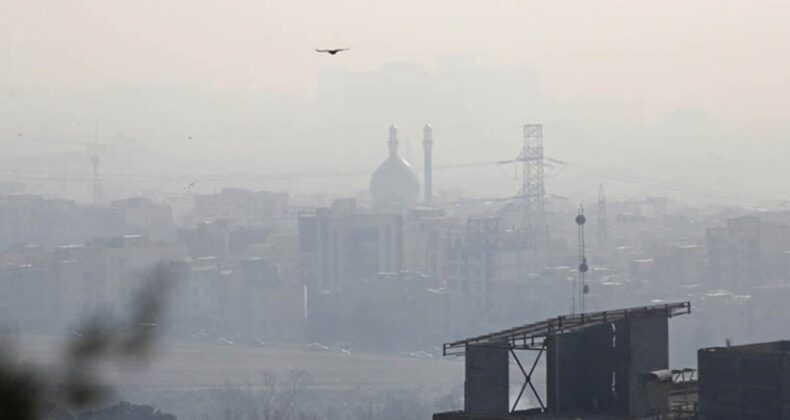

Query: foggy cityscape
2;1;790;419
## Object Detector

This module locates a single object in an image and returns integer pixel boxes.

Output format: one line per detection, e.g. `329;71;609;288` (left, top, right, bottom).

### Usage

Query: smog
2;1;790;419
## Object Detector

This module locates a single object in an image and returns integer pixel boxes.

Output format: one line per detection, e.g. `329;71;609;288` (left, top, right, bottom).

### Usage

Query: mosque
369;124;433;208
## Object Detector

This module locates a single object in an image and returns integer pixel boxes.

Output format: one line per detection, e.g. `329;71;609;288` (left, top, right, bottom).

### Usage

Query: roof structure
370;124;420;207
443;301;691;356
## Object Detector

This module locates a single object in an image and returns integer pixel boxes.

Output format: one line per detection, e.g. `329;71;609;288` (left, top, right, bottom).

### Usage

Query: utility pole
575;205;589;314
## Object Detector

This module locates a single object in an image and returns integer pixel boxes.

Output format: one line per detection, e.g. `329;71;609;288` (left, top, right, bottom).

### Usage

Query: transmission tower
596;184;608;249
518;124;545;214
515;124;547;251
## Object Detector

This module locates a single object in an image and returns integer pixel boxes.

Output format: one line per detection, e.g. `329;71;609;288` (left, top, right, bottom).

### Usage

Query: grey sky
2;1;789;202
3;1;787;115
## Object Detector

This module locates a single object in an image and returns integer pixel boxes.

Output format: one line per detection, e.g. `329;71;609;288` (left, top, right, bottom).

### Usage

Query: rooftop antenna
575;204;589;313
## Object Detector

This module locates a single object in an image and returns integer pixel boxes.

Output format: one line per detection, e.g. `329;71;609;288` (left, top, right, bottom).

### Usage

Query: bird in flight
185;179;197;193
315;48;349;55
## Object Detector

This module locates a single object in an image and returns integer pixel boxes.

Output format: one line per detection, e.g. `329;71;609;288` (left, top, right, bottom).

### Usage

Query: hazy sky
2;1;790;202
3;1;788;116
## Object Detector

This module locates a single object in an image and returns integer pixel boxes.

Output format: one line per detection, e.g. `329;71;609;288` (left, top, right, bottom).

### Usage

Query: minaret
388;124;399;158
423;123;433;205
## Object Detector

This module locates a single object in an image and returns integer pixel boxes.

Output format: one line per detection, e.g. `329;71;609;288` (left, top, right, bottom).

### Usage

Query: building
698;340;790;419
250;231;300;282
0;235;187;332
298;199;403;290
179;219;236;259
192;188;289;228
706;216;790;290
402;207;447;280
55;235;187;322
663;244;705;286
434;302;692;419
111;197;176;241
442;218;500;296
0;194;125;250
442;218;537;301
238;261;306;342
164;255;306;342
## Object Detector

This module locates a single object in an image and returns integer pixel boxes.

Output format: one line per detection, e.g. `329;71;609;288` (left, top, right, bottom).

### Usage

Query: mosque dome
370;125;420;207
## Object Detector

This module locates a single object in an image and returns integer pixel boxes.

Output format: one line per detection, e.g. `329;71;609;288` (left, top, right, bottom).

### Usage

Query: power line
0;153;777;205
553;159;772;204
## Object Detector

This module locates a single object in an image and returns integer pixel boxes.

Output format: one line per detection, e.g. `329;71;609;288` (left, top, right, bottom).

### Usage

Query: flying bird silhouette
315;48;349;55
185;179;197;193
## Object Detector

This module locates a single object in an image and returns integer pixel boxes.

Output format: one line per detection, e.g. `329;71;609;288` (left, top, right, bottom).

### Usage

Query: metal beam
444;302;691;355
510;343;546;413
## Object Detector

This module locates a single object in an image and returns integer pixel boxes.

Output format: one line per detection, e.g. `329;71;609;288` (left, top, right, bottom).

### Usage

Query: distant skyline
2;1;789;204
3;1;788;119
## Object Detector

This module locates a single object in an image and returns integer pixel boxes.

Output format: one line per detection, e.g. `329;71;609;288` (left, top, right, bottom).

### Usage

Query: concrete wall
465;344;509;416
626;314;669;417
547;322;628;415
547;328;585;413
546;314;669;417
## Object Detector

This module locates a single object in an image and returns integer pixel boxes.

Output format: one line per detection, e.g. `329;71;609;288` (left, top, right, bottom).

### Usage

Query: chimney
423;123;433;205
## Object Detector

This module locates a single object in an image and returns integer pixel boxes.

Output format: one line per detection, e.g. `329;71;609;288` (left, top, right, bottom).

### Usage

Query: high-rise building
298;199;404;290
706;216;790;289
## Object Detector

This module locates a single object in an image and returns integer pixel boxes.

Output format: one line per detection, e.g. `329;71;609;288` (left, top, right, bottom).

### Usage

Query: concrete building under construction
434;302;694;419
433;300;790;419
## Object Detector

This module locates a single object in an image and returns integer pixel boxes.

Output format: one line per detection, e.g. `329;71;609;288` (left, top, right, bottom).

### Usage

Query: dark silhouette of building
435;302;691;419
698;340;790;420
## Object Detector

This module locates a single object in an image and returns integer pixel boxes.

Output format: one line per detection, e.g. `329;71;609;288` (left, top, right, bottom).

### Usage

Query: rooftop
443;301;691;356
701;340;790;355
